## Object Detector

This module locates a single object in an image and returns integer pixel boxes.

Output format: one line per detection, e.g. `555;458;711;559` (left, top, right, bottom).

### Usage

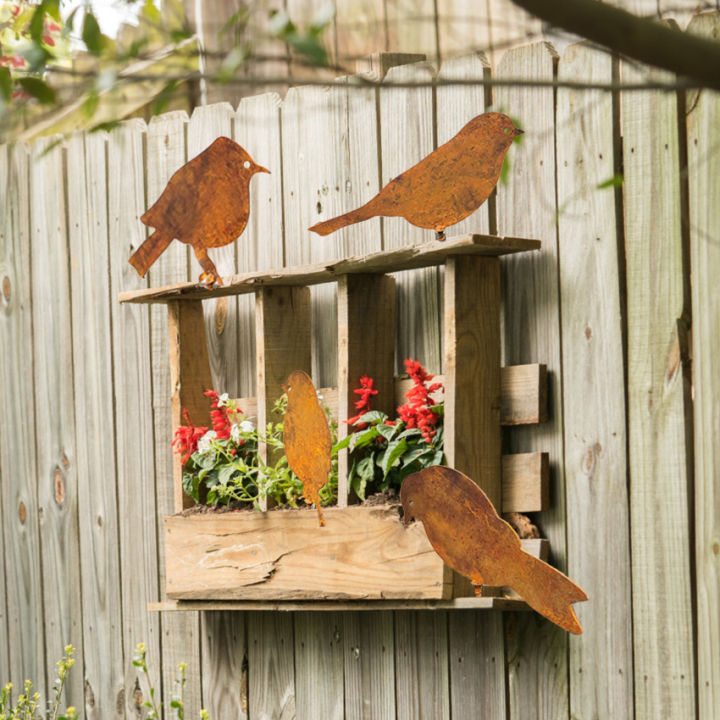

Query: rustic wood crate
121;233;548;603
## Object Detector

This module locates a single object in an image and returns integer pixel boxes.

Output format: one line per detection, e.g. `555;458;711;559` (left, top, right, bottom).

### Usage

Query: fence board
0;141;45;694
202;612;248;720
248;612;297;720
493;42;567;720
687;13;720;716
294;612;344;719
0;461;7;682
107;118;163;716
622;59;696;719
385;0;438;60
30;136;84;708
379;61;442;374
234;92;285;397
557;42;633;720
146;112;203;720
66;131;125;719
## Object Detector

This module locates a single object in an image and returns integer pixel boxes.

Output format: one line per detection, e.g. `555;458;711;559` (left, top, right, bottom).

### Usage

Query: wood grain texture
494;41;568;720
235;92;285;397
201;612;248;720
622;56;695;718
107;118;163;716
380;61;442;374
30;136;84;707
686;12;720;716
145;111;203;719
248;612;297;720
557;43;634;719
0;142;46;694
385;0;438;60
66;130;125;720
502;452;549;512
164;506;449;600
0;462;7;682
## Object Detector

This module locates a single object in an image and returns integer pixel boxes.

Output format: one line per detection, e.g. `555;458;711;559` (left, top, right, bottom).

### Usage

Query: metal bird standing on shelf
128;136;270;287
401;466;588;634
309;112;523;240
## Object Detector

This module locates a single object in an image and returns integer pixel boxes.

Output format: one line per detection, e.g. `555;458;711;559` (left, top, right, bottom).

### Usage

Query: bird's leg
435;230;446;242
193;247;222;288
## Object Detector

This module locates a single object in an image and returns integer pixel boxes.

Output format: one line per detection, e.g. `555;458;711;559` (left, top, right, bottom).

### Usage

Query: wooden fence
1;12;719;720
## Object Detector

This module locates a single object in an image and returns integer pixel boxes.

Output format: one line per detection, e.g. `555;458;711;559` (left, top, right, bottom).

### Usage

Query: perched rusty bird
283;370;332;527
128;136;269;286
401;466;588;634
309;112;522;240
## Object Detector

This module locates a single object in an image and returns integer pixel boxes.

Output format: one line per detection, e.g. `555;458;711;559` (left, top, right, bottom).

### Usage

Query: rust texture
401;465;588;634
309;112;522;239
129;136;269;287
283;370;332;526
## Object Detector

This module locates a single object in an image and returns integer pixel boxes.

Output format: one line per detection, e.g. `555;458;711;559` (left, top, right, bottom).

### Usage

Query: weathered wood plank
66;130;125;719
385;0;438;60
501;452;549;512
0;142;46;693
294;612;345;719
248;612;297;720
558;42;633;720
107;117;163;716
0;461;7;682
201;612;248;720
30;136;84;707
622;55;695;718
118;233;541;304
234;92;285;397
380;61;442;374
686;13;720;717
494;41;567;720
145;111;203;719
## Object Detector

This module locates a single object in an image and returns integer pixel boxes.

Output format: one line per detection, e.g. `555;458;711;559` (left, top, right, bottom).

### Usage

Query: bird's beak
513;128;524;137
256;165;271;174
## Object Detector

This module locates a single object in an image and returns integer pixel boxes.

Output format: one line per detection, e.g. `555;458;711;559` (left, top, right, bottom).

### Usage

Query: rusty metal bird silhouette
129;136;269;286
401;465;588;634
308;112;522;240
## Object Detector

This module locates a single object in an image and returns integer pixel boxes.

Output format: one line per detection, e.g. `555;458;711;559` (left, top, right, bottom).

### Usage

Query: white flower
239;420;254;433
217;392;229;407
230;423;241;443
197;430;217;453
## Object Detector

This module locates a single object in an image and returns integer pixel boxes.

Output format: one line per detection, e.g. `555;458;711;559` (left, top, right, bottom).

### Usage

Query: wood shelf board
149;597;531;612
119;233;541;304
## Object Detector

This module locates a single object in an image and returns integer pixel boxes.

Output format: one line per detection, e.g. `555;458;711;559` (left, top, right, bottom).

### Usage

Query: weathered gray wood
30;136;84;708
0;142;46;694
494;41;567;720
622;56;696;718
557;42;633;720
145;111;203;719
343;612;395;720
201;612;248;720
248;612;297;720
385;0;438;60
394;611;449;720
66;130;125;719
380;61;441;374
686;13;720;717
294;612;345;719
107;117;164;716
234;92;285;397
0;461;7;682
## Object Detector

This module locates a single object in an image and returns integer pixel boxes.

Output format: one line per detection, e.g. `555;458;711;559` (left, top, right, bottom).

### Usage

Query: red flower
345;375;378;429
204;388;232;440
43;34;55;46
397;358;443;443
172;408;208;464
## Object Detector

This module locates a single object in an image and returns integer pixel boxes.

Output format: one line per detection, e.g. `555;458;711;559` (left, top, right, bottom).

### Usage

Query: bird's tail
308;199;378;236
128;230;174;277
508;552;588;634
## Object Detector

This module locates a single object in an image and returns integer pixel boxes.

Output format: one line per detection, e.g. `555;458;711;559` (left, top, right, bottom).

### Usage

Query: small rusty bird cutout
128;136;269;287
283;371;332;527
309;112;522;240
401;466;588;634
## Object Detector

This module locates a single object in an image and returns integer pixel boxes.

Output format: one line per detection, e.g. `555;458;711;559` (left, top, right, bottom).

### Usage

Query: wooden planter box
121;233;549;605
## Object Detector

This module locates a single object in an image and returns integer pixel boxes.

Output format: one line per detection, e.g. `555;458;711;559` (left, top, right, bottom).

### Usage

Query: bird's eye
409;500;414;506
504;127;511;134
244;160;251;169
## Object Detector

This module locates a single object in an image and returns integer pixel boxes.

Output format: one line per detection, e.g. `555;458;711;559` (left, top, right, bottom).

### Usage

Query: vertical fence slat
248;612;297;720
687;13;720;717
0;141;46;693
385;0;438;60
66;130;125;719
493;41;566;720
146;111;203;719
107;117;163;717
557;42;633;720
30;136;84;707
622;57;696;719
234;92;284;398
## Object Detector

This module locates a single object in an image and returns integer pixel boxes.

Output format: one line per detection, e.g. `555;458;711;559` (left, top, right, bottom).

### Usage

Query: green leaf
18;77;55;104
82;12;104;55
349;426;380;451
217;464;236;486
381;439;407;477
0;68;11;103
42;0;61;21
401;445;433;466
356;455;375;481
81;91;99;119
30;5;45;42
354;410;387;425
375;423;397;441
143;0;162;23
332;434;353;452
63;7;80;37
597;173;624;190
